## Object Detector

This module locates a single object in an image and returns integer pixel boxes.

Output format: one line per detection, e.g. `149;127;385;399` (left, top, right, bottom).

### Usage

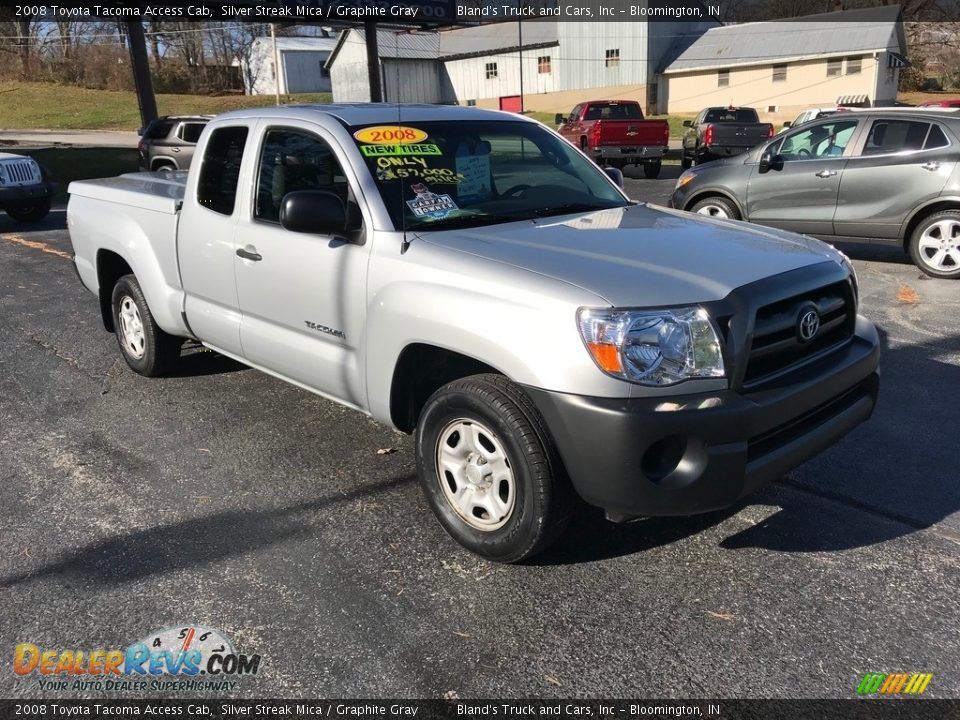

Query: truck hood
418;204;841;306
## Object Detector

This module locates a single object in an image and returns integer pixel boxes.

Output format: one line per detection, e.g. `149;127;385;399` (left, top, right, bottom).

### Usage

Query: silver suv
137;115;212;172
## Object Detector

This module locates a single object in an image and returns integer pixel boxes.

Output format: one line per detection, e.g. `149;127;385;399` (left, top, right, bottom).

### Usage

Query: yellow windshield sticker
353;126;428;145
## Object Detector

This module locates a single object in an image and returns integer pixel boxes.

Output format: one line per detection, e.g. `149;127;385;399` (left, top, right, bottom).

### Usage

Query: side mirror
758;152;784;174
782;121;792;128
603;166;624;188
137;127;145;136
555;113;566;125
682;120;693;128
280;190;346;235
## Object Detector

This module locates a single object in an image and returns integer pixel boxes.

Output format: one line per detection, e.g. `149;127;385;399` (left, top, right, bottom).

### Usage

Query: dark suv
138;116;211;172
670;109;960;278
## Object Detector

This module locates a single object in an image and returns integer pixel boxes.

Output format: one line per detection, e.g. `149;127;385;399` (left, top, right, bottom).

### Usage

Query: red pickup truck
555;100;670;178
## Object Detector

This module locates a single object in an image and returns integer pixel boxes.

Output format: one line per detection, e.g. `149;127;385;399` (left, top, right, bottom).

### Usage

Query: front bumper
526;316;879;517
0;182;53;203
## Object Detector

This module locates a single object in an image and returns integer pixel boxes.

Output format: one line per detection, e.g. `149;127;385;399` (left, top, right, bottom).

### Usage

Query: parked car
138;115;212;172
556;100;670;178
0;151;52;222
780;106;841;133
681;106;775;168
68;104;879;562
670;109;960;278
919;99;960;108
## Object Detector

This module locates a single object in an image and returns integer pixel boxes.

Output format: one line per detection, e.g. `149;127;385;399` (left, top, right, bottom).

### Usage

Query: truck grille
743;281;855;387
2;160;36;184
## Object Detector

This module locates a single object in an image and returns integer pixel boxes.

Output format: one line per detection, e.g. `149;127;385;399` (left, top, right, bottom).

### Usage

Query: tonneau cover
67;171;187;215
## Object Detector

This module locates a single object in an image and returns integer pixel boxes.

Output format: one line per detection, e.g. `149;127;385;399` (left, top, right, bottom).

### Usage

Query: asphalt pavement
1;179;958;700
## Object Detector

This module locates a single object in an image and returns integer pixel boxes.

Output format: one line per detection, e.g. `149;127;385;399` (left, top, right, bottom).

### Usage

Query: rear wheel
111;274;182;376
643;160;662;179
680;153;692;170
415;374;573;563
690;196;740;220
4;197;51;222
909;210;960;278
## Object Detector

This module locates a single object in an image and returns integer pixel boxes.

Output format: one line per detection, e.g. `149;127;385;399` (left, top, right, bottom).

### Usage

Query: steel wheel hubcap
436;419;515;531
118;295;146;359
696;204;729;219
918;220;960;272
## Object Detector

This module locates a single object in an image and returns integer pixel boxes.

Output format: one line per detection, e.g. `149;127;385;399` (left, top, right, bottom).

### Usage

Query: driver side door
745;118;862;235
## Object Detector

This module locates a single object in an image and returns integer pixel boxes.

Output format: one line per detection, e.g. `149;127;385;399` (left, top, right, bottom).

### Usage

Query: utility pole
364;21;383;103
518;20;524;114
270;23;282;106
125;20;157;129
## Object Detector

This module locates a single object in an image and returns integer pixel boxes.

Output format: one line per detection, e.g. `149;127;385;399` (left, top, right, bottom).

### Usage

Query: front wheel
690;196;740;220
111;274;182;376
908;210;960;278
643;160;662;179
4;197;51;222
415;374;573;563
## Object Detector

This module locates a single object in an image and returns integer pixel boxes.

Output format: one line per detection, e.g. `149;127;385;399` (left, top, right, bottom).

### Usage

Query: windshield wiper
526;203;625;219
411;213;530;231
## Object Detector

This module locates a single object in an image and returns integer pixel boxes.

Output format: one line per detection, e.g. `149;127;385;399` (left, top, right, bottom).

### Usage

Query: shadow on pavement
0;474;416;588
167;343;250;378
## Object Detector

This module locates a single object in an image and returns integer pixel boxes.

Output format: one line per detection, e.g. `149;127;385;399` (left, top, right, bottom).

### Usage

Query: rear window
144;120;174;139
583;103;642;121
704;108;759;123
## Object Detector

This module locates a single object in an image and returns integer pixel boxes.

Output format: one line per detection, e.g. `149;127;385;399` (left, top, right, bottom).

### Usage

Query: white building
326;20;714;115
244;36;339;96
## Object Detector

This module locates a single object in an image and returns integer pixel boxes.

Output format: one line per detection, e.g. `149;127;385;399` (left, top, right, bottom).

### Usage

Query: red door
499;96;522;113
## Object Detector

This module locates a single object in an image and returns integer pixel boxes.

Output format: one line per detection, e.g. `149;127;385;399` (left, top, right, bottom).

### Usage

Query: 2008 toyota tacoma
67;104;880;562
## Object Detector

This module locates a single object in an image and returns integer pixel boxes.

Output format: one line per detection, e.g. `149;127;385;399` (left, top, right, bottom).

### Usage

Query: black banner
2;700;959;720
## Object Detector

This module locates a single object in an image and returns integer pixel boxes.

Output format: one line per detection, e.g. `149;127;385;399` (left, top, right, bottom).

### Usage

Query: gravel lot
1;174;958;700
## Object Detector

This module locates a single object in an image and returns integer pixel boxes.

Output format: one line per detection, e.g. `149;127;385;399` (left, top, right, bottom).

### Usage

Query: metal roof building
244;36;339;96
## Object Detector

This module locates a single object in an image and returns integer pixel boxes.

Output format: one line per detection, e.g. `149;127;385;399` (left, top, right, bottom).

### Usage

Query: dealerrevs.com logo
14;625;261;692
856;672;933;695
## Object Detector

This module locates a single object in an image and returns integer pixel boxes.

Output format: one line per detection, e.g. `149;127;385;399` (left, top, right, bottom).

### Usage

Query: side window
925;124;950;150
861;120;930;155
197;126;248;216
568;105;581;122
255;128;349;224
779;120;858;160
180;123;206;144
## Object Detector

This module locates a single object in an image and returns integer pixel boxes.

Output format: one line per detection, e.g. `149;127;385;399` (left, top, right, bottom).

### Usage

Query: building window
466;99;476;106
538;56;551;74
846;56;862;74
827;58;842;77
605;49;620;68
485;62;497;79
772;63;787;82
717;69;729;87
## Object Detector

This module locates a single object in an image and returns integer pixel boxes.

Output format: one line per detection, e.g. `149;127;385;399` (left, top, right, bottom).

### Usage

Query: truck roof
213;103;534;127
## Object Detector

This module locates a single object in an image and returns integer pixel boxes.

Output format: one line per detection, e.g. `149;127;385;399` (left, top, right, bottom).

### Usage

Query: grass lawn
0;82;332;131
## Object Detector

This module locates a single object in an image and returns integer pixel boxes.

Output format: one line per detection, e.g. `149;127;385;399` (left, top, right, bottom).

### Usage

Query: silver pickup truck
68;104;880;562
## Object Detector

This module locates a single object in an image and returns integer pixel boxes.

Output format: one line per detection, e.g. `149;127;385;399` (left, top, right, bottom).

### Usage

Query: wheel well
684;191;742;216
96;250;132;332
389;344;500;433
902;201;960;250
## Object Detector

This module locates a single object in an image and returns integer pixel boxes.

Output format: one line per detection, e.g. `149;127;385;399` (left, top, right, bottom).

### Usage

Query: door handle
236;247;262;262
172;147;181;153
922;161;940;171
815;169;837;178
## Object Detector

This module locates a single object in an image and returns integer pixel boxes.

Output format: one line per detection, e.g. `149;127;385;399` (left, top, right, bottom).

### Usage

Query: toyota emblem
798;308;820;343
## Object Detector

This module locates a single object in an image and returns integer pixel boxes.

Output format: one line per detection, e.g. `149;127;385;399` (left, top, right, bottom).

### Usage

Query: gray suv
137;115;212;172
670;109;960;278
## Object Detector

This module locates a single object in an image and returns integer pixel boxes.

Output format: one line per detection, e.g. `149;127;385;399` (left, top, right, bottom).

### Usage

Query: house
661;5;907;120
326;20;714;115
243;36;339;96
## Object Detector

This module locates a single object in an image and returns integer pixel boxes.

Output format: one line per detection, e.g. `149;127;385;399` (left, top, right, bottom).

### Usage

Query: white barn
244;36;339;96
326;20;714;115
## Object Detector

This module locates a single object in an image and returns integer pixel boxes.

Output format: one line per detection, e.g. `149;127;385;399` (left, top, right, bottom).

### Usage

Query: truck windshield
350;120;628;231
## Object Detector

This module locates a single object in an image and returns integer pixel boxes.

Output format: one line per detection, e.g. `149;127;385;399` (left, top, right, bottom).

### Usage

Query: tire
111;274;182;377
415;373;574;563
643;160;662;179
690;196;741;220
152;162;176;173
680;153;692;170
908;210;960;279
4;197;51;223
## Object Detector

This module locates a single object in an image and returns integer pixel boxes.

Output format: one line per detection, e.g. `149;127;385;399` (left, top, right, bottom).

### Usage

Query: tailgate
709;124;770;147
597;121;667;146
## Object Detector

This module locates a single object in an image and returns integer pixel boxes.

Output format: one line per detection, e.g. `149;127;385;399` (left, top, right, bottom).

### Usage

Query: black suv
138;116;211;172
670;109;960;278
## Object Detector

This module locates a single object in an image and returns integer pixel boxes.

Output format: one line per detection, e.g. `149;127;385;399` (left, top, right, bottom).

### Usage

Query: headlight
675;171;696;190
578;306;725;386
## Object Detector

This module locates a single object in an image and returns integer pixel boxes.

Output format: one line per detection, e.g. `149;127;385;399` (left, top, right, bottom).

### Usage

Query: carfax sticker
353;126;428;145
360;143;441;157
406;183;458;220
